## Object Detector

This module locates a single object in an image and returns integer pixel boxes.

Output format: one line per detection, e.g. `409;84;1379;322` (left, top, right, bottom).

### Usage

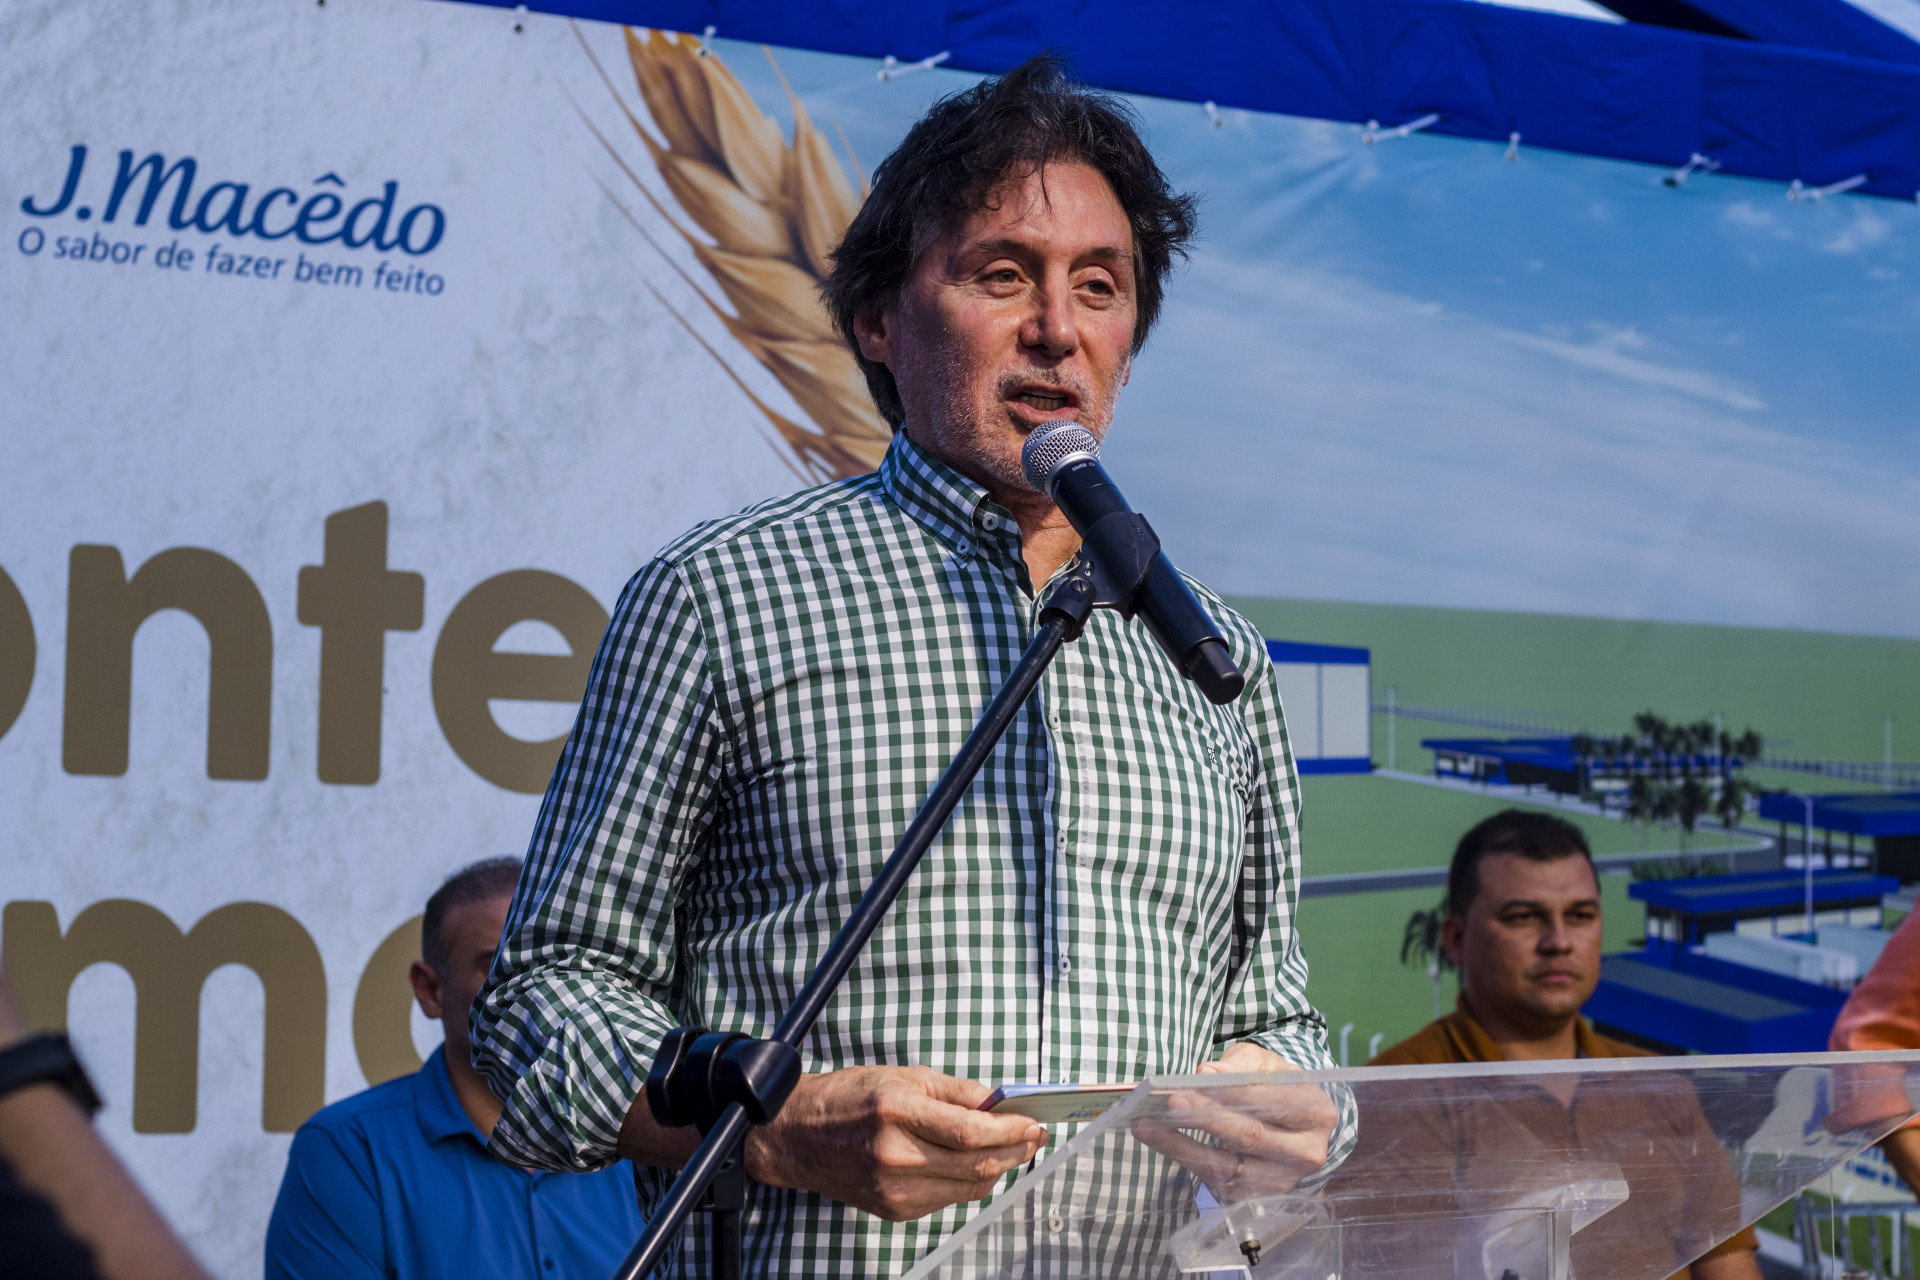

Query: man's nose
1539;921;1575;953
1021;283;1078;358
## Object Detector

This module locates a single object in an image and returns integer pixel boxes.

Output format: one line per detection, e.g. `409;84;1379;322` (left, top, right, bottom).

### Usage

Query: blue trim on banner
459;0;1920;202
1297;757;1374;775
1265;639;1370;666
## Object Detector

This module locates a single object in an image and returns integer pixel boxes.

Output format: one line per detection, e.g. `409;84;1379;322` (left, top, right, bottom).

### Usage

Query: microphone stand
612;511;1185;1280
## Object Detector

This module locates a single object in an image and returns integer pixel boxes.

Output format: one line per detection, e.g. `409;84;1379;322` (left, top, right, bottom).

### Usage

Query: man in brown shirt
1364;809;1761;1280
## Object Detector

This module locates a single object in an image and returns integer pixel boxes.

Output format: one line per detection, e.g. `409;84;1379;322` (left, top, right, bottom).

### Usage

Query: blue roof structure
1421;736;1577;771
479;0;1920;202
1628;867;1898;913
1265;639;1369;666
1757;791;1920;836
1593;866;1896;1052
1585;951;1848;1053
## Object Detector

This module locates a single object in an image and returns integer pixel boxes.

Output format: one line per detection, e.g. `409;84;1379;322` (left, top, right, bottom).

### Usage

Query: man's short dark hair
421;857;521;975
1446;810;1595;918
821;52;1198;429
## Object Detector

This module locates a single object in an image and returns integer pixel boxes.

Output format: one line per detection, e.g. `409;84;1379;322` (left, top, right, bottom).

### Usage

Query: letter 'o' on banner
0;567;32;740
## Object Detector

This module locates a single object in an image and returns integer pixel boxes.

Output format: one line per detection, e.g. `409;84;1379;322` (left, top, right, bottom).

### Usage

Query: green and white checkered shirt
473;432;1343;1276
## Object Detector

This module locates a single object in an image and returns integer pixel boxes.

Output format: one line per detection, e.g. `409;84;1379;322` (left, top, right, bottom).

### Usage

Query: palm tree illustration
1401;900;1454;1019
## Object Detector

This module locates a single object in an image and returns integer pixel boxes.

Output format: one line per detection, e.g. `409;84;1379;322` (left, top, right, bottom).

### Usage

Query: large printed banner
5;0;1918;1272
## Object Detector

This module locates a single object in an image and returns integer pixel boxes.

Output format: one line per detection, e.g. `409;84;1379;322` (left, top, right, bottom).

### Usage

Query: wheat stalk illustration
577;26;893;483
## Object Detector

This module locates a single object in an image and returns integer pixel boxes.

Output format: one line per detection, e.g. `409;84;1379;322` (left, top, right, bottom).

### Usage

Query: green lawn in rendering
1226;591;1920;1059
1229;593;1920;779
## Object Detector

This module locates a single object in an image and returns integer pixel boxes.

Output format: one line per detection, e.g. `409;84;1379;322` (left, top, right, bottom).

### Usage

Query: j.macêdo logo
15;145;448;296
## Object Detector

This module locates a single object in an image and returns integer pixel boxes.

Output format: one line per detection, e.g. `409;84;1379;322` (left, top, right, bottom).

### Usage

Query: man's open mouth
1014;391;1070;412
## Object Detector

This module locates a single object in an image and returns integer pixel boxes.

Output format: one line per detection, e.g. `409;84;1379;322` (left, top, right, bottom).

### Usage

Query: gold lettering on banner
62;546;272;779
352;914;424;1085
296;502;425;785
3;900;325;1132
0;566;33;740
432;570;607;793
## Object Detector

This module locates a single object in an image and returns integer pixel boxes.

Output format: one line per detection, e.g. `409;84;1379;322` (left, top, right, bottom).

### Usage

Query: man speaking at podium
472;54;1345;1276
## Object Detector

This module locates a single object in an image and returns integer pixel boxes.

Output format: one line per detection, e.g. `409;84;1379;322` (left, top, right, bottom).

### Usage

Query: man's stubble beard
1514;971;1593;1027
896;329;1123;501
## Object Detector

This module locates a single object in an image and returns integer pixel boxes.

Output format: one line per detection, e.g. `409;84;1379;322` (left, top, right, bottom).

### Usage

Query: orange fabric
1368;1000;1650;1067
1368;999;1760;1263
1830;907;1920;1131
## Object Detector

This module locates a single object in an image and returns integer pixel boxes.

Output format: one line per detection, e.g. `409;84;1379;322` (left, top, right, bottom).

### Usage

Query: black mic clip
1078;511;1161;619
643;1028;799;1252
1038;559;1098;640
1036;510;1161;641
1044;507;1245;705
646;1027;802;1134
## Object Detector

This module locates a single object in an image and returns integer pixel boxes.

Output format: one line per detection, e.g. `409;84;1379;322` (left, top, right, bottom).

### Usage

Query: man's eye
989;268;1019;283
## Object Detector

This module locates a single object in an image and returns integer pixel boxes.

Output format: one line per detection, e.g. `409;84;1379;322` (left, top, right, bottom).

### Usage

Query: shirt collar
879;430;1019;558
1441;997;1506;1063
1447;995;1606;1061
414;1044;486;1146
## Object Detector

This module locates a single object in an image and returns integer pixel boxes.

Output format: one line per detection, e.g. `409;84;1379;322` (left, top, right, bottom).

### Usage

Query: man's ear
852;304;893;367
408;959;445;1020
1440;915;1467;970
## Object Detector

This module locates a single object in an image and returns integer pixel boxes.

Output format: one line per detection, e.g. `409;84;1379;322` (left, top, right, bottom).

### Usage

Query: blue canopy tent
1614;0;1920;64
471;0;1920;200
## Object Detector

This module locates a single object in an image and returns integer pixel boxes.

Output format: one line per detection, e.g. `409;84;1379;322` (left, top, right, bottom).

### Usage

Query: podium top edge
1146;1047;1920;1089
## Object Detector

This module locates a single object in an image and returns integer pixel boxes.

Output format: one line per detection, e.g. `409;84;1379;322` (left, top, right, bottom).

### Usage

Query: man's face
1443;853;1603;1033
411;892;511;1055
854;160;1138;496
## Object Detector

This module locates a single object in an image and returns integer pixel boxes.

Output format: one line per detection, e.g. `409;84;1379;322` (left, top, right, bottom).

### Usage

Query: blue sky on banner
656;36;1920;638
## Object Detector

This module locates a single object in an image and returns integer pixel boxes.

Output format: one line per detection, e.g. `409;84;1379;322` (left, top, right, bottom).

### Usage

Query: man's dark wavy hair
1445;810;1595;919
820;52;1198;429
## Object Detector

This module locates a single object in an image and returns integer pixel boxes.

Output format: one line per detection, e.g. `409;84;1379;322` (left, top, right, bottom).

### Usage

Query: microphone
1021;422;1245;705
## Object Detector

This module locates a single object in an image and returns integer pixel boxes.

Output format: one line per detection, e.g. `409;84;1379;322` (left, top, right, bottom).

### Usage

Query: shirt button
1059;957;1073;974
543;1261;555;1272
954;538;972;555
1047;1213;1064;1234
981;513;1000;530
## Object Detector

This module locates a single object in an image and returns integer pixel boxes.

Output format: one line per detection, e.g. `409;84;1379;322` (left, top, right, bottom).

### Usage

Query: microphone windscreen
1019;422;1100;497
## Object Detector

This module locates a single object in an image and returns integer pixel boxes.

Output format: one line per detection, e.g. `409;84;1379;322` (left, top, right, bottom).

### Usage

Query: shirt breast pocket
1122;705;1254;932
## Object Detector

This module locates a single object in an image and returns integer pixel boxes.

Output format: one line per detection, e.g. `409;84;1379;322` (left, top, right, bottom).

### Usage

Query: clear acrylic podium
903;1051;1920;1280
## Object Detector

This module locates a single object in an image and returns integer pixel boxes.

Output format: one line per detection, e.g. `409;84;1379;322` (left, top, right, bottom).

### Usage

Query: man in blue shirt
265;859;642;1279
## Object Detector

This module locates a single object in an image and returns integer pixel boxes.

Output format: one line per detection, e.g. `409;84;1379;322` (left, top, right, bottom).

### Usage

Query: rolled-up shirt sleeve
471;557;726;1172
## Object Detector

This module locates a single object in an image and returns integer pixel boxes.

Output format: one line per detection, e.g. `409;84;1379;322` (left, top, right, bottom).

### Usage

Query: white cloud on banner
1503;330;1767;411
1822;208;1896;255
1118;252;1920;637
716;40;1920;637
